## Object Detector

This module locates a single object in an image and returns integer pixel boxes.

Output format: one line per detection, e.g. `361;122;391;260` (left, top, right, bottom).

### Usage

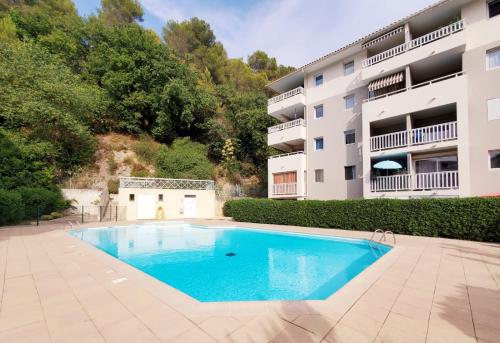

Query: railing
364;71;464;103
370;121;457;151
371;174;412;192
273;182;297;195
269;151;305;159
119;177;215;190
415;171;459;190
268;87;305;106
362;20;464;68
268;118;306;134
371;171;459;192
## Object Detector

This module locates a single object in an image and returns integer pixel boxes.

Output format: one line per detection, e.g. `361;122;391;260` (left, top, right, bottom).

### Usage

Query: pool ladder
369;229;396;245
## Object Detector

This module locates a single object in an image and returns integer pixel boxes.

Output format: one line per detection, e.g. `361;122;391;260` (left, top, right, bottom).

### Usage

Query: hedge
223;198;500;242
0;189;25;225
17;187;67;219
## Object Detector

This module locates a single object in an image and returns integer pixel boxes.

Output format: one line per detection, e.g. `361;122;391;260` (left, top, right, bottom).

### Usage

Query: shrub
131;163;150;177
0;189;24;225
223;198;500;242
132;135;162;164
17;187;66;219
107;153;118;174
155;137;214;180
40;214;53;221
107;179;119;194
50;211;63;219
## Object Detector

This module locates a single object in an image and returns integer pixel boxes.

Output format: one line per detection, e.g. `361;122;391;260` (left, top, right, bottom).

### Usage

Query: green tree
163;17;227;84
155;138;214;180
99;0;143;26
0;128;56;190
0;41;105;174
84;21;217;140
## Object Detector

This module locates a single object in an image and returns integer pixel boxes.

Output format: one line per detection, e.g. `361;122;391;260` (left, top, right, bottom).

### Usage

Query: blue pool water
69;223;391;302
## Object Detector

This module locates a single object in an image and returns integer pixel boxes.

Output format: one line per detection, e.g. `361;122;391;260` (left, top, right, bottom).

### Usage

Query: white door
137;194;156;219
184;195;197;218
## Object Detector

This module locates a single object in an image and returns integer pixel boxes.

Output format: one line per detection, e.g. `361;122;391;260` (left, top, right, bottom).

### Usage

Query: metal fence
35;205;127;226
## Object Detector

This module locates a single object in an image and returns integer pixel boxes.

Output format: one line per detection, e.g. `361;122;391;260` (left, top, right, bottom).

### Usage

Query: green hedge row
0;187;68;226
223;198;500;242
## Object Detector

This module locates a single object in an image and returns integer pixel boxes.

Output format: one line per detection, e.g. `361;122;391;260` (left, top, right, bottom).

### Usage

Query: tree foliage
155;137;214;180
99;0;143;26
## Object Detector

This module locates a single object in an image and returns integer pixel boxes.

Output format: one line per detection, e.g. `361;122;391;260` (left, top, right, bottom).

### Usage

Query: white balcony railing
364;71;464;103
269;151;305;159
371;171;459;192
272;182;297;195
268;87;304;106
268;118;306;134
362;20;464;68
370;121;457;152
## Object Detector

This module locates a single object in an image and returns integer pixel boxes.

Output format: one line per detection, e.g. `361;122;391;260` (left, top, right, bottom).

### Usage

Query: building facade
267;0;500;200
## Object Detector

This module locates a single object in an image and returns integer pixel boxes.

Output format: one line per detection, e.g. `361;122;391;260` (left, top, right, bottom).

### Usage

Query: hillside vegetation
0;0;293;222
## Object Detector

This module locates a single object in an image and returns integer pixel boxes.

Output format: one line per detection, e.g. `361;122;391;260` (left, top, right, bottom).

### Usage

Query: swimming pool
70;223;391;302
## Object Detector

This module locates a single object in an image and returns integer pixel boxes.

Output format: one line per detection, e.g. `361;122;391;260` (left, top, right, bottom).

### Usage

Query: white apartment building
267;0;500;200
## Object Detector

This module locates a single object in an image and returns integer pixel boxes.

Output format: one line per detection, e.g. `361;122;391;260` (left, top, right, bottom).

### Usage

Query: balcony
364;72;464;103
268;151;307;199
272;182;297;196
268;119;306;150
362;20;464;68
370;121;458;152
370;171;459;192
267;87;306;120
362;72;466;123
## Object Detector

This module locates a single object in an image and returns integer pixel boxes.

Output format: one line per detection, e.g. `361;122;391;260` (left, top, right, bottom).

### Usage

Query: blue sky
74;0;437;67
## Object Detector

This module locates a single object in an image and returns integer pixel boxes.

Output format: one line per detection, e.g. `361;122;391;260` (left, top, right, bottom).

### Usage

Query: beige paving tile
339;310;384;337
382;312;428;337
166;326;216;343
272;321;320;343
376;324;426;343
293;314;337;337
475;322;500;343
99;316;160;343
0;301;45;332
135;305;195;341
323;323;374;343
198;316;243;340
0;321;51;343
219;325;269;343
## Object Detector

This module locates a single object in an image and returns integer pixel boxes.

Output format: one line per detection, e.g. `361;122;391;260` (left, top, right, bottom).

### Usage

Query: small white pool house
118;177;216;220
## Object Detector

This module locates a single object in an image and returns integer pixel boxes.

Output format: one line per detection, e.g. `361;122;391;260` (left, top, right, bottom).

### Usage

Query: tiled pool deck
0;219;499;343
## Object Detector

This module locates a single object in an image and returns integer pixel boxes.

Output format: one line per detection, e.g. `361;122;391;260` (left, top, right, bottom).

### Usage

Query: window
158;194;163;201
314;169;324;183
487;47;500;70
489;0;500;18
344;166;356;180
314;105;324;119
344;94;355;110
129;194;135;201
344;130;356;144
415;156;458;173
314;137;324;150
490;150;500;169
344;61;354;75
488;98;500;120
315;74;324;86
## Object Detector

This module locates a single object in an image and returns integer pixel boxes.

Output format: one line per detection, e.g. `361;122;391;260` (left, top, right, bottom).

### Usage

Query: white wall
117;188;216;220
